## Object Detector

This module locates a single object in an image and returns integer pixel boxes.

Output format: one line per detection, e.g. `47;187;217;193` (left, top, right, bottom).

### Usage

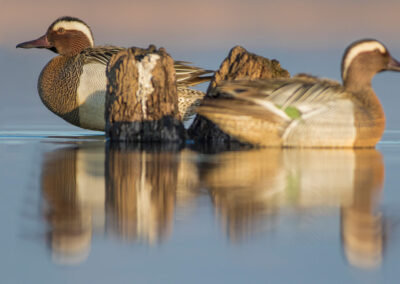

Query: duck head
341;39;400;90
16;16;94;56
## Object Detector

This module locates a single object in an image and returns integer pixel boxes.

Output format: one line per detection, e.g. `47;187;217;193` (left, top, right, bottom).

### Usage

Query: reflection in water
199;149;285;241
41;142;199;264
106;144;178;243
200;149;385;268
341;150;385;269
41;142;105;265
41;143;385;268
105;144;201;243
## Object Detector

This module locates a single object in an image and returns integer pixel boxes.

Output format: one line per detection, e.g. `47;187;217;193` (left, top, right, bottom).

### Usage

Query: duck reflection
41;142;106;265
41;142;386;268
199;149;285;241
201;148;385;268
41;142;200;264
340;150;385;269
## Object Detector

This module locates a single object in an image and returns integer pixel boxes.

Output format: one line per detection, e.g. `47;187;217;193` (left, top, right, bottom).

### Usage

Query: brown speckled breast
38;55;84;127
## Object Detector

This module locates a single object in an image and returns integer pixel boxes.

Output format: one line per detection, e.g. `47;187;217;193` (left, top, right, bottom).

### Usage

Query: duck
197;39;400;148
16;16;212;131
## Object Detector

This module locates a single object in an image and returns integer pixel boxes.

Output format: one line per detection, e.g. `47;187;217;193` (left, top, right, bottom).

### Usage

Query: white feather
77;63;107;130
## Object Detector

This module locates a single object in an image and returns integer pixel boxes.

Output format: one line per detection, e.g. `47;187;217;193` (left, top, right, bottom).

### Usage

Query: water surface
1;128;400;283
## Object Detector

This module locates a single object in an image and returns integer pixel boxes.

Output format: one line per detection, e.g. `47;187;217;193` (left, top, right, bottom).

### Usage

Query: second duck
198;39;400;148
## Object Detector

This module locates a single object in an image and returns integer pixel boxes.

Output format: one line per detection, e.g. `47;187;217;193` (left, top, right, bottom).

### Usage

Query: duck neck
343;65;374;93
343;70;384;121
57;40;91;57
52;33;93;57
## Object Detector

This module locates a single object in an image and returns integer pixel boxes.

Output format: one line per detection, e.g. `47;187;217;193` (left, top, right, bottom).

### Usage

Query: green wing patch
284;106;301;119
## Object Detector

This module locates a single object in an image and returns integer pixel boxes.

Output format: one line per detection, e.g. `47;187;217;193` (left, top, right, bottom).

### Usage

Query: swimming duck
17;16;212;131
197;39;400;148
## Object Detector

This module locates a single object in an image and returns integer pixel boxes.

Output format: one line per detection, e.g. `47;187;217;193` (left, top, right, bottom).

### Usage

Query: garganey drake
17;16;212;131
198;39;400;148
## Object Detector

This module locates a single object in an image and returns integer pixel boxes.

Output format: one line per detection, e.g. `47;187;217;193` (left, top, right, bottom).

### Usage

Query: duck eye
57;27;65;34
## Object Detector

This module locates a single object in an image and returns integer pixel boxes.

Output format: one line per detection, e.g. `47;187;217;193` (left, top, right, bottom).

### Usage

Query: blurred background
1;0;400;130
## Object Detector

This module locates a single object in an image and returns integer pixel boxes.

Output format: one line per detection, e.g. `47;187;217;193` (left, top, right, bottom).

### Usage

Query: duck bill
386;56;400;72
16;34;51;49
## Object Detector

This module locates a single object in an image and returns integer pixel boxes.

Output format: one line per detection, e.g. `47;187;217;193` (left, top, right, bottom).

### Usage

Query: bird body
198;40;400;148
17;17;212;131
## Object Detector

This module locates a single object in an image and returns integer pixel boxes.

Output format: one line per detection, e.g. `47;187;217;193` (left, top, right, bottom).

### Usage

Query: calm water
1;130;400;283
2;46;400;283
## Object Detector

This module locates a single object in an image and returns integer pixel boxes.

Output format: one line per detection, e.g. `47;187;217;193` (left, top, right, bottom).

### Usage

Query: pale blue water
1;46;400;283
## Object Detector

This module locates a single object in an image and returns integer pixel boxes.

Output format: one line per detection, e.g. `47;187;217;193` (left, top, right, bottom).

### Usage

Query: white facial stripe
53;21;94;47
343;41;386;78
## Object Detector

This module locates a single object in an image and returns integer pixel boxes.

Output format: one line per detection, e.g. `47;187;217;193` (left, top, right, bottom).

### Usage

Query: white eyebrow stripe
343;41;386;79
52;21;94;47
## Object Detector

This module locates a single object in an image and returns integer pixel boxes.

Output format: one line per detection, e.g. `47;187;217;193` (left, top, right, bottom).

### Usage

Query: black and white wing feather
82;48;214;87
214;77;348;121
